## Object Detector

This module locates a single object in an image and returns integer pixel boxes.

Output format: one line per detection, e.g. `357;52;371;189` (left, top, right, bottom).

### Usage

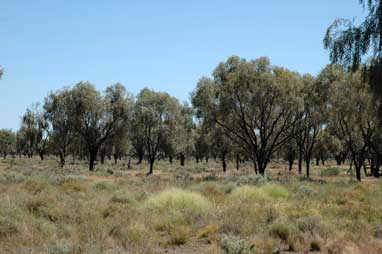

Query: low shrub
310;240;321;252
320;167;340;177
168;225;189;245
269;223;290;241
0;171;25;184
144;188;211;226
230;184;289;202
220;233;253;254
296;216;322;235
47;240;78;254
110;191;132;204
0;216;18;237
93;181;115;191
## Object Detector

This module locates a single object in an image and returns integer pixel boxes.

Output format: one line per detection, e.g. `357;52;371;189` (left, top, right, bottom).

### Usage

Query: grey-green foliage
324;0;382;117
131;87;181;174
192;56;303;175
0;129;15;159
67;82;132;171
220;233;253;254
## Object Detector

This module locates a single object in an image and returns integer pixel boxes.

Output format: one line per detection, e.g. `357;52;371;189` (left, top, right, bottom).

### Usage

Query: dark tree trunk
236;154;240;171
169;156;173;164
355;165;361;181
334;155;341;165
298;149;303;175
137;153;143;164
59;151;65;168
222;151;227;172
180;154;185;166
89;150;97;171
128;158;131;169
100;153;105;165
316;157;319;166
306;159;310;177
114;153;118;165
148;158;154;175
288;158;293;172
206;157;209;163
196;157;199;164
374;156;380;178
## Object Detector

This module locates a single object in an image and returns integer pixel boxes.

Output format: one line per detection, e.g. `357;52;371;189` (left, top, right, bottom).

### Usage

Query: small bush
230;184;289;202
93;181;115;191
297;216;321;235
144;188;211;225
220;233;253;254
310;240;321;252
261;184;289;199
60;181;86;192
269;223;290;241
168;225;189;245
110;191;132;204
0;172;25;184
320;167;340;177
0;216;18;237
52;174;85;186
47;240;77;254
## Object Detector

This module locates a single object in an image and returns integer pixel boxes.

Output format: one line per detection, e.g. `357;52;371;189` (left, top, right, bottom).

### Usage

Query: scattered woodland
1;0;382;253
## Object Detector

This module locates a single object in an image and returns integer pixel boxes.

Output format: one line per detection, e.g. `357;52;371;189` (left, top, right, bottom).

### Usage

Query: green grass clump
92;181;115;191
144;188;211;225
320;167;340;177
230;184;289;202
0;216;19;237
261;184;289;199
110;191;132;204
269;223;290;241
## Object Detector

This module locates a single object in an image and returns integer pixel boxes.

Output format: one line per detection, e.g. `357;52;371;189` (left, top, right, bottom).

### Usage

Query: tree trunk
206;157;209;163
316;157;319;166
355;165;361;181
128;158;131;169
100;153;105;165
374;156;380;178
236;154;240;171
196;157;199;164
222;151;227;172
169;156;173;164
89;151;97;171
298;149;303;175
180;154;185;166
59;151;65;168
306;159;310;178
137;152;143;164
114;153;118;165
288;158;293;172
148;158;154;175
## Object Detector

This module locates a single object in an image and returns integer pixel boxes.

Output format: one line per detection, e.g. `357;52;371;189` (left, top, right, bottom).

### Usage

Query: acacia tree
193;56;303;175
192;124;210;163
329;70;377;181
324;0;382;117
20;109;38;158
44;88;75;167
69;82;131;171
0;129;15;159
298;69;334;176
132;88;180;174
173;103;194;166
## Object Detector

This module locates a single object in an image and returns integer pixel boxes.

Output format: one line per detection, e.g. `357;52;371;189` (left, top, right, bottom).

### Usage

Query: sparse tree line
0;56;381;181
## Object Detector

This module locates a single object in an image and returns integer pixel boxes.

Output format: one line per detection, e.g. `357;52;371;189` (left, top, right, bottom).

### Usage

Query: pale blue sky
1;0;363;130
